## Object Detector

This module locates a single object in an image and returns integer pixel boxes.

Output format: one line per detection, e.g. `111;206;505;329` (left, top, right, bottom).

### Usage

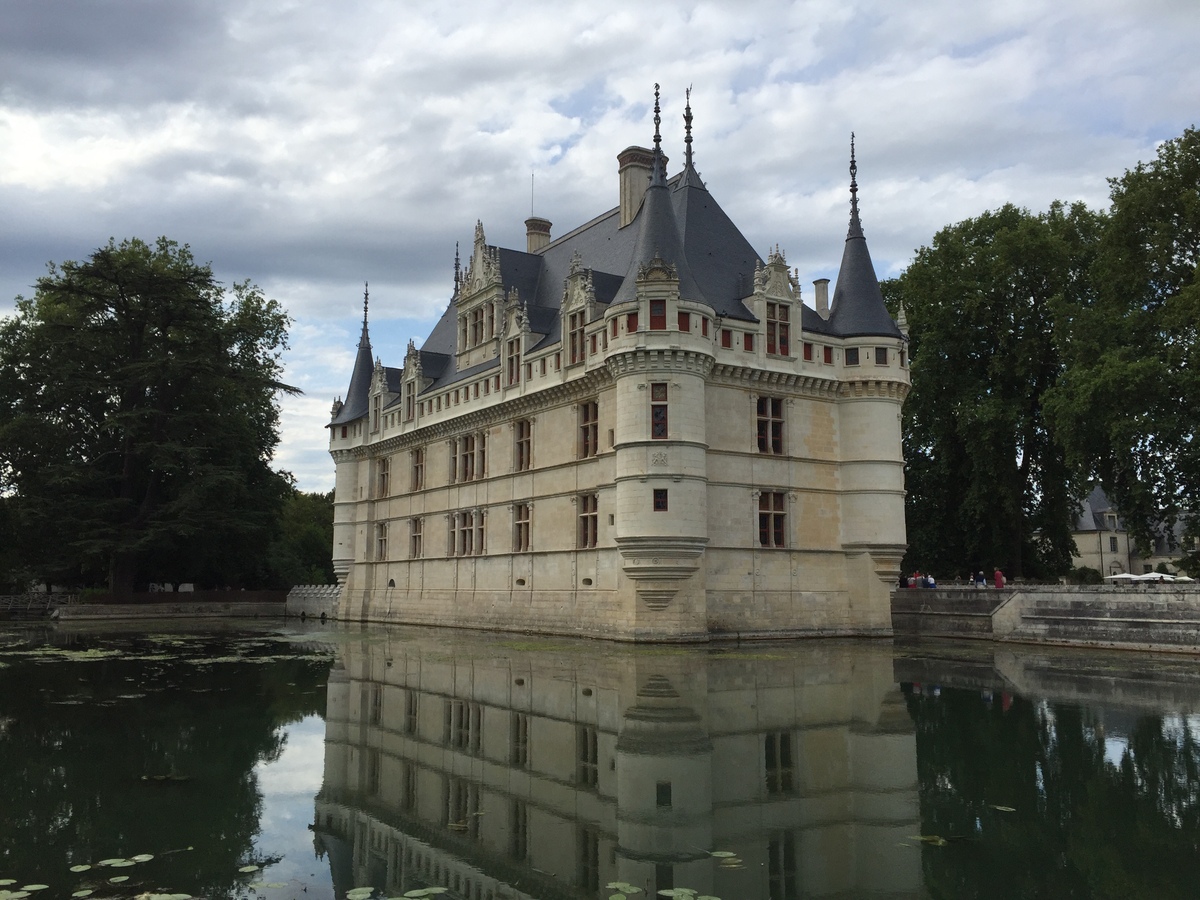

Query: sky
2;0;1196;492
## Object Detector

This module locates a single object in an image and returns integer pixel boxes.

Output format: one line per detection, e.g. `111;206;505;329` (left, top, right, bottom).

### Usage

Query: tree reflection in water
0;627;331;896
906;684;1200;899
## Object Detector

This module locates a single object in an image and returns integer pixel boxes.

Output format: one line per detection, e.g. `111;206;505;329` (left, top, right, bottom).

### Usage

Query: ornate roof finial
358;281;371;349
653;83;662;155
683;85;694;170
848;132;863;239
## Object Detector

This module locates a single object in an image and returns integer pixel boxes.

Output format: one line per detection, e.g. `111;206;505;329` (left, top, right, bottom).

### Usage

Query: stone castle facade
328;91;909;640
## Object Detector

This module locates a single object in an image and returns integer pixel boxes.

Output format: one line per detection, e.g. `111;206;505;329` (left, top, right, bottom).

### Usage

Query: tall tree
1046;127;1200;566
888;202;1103;578
0;237;296;593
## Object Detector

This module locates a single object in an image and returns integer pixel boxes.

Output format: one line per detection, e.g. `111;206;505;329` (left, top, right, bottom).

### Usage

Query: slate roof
341;113;900;401
330;315;374;426
1075;485;1122;533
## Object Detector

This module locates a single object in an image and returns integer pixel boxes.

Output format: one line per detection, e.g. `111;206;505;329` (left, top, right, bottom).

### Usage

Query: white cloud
2;0;1197;491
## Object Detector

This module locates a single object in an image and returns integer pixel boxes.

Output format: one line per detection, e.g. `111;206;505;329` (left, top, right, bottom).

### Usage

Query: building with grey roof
327;88;910;640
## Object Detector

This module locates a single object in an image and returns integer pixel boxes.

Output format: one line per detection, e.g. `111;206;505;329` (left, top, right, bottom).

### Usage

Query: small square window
653;489;668;511
845;347;860;365
875;347;888;365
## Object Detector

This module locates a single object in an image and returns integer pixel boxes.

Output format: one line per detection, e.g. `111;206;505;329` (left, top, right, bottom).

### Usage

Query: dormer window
568;311;586;365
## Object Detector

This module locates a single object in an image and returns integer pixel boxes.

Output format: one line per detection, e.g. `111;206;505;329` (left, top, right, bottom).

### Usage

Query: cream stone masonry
328;92;909;640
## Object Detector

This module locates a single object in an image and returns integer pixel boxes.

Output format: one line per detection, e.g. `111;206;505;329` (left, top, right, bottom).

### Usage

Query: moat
3;622;1199;900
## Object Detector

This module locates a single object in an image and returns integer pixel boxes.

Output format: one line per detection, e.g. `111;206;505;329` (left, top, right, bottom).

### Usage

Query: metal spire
683;85;694;170
650;83;667;186
453;242;461;294
848;132;863;239
358;281;371;348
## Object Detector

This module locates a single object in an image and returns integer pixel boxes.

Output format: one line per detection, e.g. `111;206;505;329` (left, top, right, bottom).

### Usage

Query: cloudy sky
2;0;1196;492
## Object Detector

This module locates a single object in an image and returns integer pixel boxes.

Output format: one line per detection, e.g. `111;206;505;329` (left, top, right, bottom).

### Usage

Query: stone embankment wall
55;600;284;621
893;584;1200;652
286;584;341;620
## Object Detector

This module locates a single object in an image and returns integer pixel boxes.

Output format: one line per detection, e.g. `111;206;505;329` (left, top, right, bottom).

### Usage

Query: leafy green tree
887;202;1103;578
267;489;335;586
0;237;296;593
1046;127;1200;565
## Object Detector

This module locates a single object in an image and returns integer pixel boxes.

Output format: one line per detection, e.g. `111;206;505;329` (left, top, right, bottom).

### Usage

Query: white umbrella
1134;573;1176;582
1104;573;1139;581
1174;575;1195;583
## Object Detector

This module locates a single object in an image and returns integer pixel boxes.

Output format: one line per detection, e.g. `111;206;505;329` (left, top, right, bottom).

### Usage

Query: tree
887;202;1103;578
0;237;296;593
267;489;335;587
1046;127;1200;566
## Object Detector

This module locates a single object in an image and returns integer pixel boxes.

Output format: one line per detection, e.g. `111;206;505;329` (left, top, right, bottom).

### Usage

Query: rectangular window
452;510;485;557
649;299;666;330
823;346;833;364
900;348;907;367
744;332;755;352
701;317;709;337
758;492;786;548
650;382;668;439
524;362;532;381
721;328;732;348
845;347;860;365
627;312;639;332
577;827;600;894
443;775;480;838
611;319;618;338
377;456;390;497
768;833;798;900
509;800;529;861
510;712;529;768
653;489;668;511
371;394;381;433
513;503;531;552
569;311;586;364
656;781;672;808
404;382;415;421
678;311;690;332
411;447;424;491
445;700;483;754
803;342;813;361
404;689;418;734
410;517;423;559
765;732;795;793
470;307;484;346
375;522;388;560
540;358;546;376
576;725;599;786
766;302;790;355
514;419;532;471
875;346;888;365
579;401;599;458
1110;536;1119;552
578;493;598;548
757;397;784;454
506;339;521;386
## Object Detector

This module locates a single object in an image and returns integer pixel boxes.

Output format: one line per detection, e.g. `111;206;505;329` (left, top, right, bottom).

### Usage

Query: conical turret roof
613;86;705;305
331;284;375;426
827;137;903;339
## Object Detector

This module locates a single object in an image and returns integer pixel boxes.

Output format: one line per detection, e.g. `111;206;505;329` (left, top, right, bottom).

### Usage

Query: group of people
899;568;1008;589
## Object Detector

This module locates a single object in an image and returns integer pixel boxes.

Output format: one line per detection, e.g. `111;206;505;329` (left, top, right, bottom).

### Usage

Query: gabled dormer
562;250;598;368
747;246;801;358
455;223;504;370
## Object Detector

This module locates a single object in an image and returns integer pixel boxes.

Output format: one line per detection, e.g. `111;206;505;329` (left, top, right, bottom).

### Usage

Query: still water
2;623;1200;900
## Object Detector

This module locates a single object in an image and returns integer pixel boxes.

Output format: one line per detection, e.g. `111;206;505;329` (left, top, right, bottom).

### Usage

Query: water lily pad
20;887;48;893
108;861;136;868
130;854;154;863
347;889;374;899
97;859;128;866
238;865;260;873
606;886;640;895
0;881;16;887
71;891;94;898
989;804;1016;812
697;896;722;900
0;891;31;900
109;877;129;884
709;851;736;858
69;865;91;873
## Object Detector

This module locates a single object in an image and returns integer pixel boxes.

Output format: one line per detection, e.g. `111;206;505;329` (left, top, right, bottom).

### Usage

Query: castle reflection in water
313;631;921;900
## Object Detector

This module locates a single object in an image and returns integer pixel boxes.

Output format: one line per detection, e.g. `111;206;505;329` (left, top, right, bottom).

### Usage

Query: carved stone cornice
838;379;911;401
605;347;715;379
708;363;841;399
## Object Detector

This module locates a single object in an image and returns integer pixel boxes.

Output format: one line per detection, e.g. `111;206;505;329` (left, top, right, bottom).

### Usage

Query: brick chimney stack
525;217;552;253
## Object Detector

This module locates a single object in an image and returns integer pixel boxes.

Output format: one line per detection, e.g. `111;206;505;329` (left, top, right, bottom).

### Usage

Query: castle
328;89;909;641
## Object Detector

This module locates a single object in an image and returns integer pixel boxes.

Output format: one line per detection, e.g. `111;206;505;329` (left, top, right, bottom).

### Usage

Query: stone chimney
617;146;667;228
525;217;552;253
814;278;830;319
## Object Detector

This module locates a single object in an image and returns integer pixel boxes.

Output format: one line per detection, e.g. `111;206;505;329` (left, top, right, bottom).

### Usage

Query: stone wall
893;584;1200;652
286;584;342;620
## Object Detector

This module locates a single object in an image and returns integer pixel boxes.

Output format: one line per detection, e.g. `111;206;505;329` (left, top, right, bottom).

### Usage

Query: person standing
994;568;1005;589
